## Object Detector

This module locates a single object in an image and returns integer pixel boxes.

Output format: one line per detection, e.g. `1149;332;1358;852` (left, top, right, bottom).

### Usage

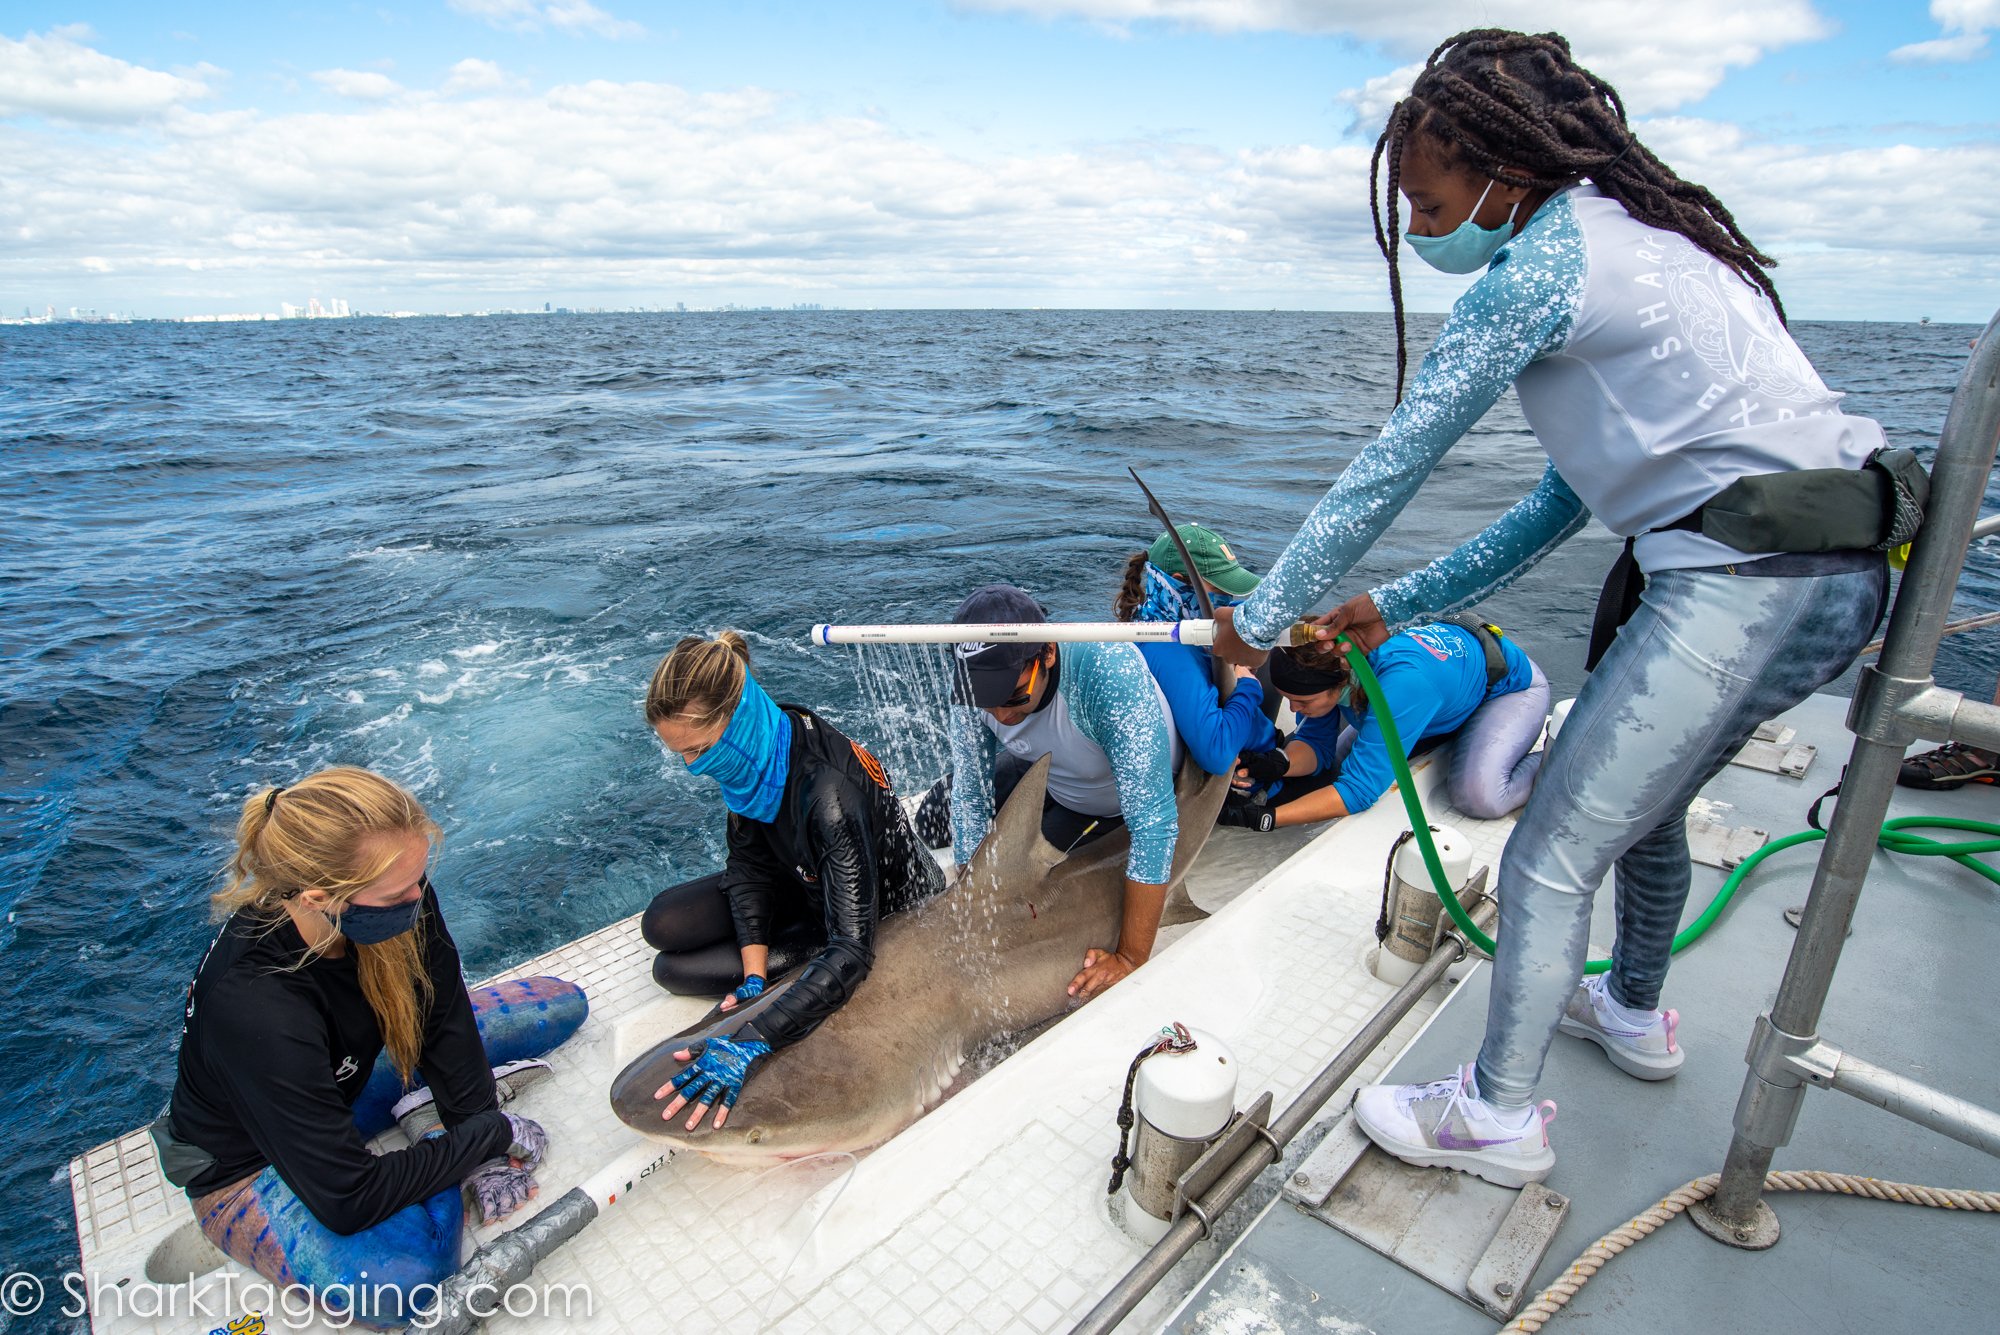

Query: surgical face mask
338;896;422;944
1406;178;1519;275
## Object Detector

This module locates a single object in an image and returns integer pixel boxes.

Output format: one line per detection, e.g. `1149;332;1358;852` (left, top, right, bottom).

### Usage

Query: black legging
913;751;1123;858
641;873;819;996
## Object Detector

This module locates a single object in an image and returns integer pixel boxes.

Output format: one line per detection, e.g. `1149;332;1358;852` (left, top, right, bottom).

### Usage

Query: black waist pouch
1683;447;1929;554
148;1113;218;1191
1585;448;1925;672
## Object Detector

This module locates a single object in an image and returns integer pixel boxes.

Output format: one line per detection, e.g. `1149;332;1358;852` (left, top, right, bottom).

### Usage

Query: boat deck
71;746;1512;1333
1169;691;2000;1335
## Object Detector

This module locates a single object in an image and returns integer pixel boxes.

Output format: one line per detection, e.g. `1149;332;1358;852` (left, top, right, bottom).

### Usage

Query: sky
3;1;1997;320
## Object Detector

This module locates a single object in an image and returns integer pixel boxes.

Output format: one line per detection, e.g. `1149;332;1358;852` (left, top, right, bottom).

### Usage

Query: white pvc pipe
810;620;1217;646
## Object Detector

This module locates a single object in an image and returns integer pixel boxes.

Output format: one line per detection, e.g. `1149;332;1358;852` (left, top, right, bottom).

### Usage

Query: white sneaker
1558;975;1682;1080
393;1058;553;1139
1351;1062;1556;1188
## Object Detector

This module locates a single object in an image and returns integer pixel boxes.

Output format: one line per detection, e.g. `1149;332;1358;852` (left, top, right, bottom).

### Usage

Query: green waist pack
1674;447;1930;554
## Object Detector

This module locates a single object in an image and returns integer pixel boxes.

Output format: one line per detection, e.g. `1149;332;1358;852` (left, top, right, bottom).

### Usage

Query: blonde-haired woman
641;631;943;1129
155;767;587;1328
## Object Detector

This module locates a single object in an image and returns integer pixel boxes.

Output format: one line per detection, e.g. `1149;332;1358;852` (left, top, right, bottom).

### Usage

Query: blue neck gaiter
688;675;792;823
1135;561;1243;624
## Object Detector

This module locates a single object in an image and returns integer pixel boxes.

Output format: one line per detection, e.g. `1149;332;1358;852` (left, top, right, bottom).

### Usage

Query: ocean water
1;310;1990;1293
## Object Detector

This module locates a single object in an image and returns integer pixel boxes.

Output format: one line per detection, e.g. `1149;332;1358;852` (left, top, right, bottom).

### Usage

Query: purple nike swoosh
1436;1128;1516;1150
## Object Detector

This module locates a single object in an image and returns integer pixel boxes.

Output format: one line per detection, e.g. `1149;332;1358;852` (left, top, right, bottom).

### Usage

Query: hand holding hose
1309;594;1390;652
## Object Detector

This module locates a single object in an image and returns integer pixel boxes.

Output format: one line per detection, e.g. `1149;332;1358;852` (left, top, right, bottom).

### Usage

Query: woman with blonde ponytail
639;631;943;1130
157;766;588;1329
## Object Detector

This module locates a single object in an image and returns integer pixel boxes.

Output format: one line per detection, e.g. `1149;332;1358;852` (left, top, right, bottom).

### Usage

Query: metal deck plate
1283;1115;1568;1321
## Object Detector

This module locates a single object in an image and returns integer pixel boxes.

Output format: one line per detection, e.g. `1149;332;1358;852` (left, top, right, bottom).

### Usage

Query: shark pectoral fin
965;753;1054;887
606;974;801;1135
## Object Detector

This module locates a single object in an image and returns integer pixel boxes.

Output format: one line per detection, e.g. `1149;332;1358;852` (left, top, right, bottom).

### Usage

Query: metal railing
1693;310;2000;1248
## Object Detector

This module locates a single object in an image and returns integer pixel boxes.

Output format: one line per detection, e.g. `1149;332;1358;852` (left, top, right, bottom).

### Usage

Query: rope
1500;1171;2000;1332
1106;1022;1198;1194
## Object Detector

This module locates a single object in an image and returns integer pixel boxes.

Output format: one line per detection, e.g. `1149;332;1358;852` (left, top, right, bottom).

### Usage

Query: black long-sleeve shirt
719;707;944;1049
166;881;510;1234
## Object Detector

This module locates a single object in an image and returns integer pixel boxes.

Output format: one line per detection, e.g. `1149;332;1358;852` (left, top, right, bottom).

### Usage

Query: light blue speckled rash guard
1235;185;1887;648
947;640;1182;884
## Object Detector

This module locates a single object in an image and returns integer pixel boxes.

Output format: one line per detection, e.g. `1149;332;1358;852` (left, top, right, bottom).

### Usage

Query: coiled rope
1500;1171;2000;1332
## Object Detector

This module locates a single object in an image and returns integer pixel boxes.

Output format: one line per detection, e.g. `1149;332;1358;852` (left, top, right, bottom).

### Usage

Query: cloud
1890;0;1998;63
447;0;643;40
960;1;1833;113
1889;34;1988;62
0;25;213;123
443;58;509;93
312;68;403;100
4;31;1996;319
1335;62;1421;135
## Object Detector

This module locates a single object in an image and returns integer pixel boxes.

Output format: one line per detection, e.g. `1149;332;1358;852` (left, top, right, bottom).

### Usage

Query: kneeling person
642;631;945;1129
1232;621;1548;829
160;767;587;1329
916;582;1183;999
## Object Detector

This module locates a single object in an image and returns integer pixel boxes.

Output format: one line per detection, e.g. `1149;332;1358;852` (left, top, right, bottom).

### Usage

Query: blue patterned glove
729;974;766;1007
667;1033;771;1118
465;1159;538;1224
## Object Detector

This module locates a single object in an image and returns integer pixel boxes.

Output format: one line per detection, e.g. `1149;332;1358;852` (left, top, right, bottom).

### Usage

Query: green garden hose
1334;634;2000;972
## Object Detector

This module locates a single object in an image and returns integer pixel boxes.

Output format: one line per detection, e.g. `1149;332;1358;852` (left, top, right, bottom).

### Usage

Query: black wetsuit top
166;881;511;1234
723;706;945;1050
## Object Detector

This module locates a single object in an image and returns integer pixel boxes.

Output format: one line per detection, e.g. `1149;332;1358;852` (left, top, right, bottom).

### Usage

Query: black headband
265;787;285;815
1269;647;1350;696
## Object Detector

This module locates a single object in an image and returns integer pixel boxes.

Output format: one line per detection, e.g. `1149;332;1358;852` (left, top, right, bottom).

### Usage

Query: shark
608;750;1232;1163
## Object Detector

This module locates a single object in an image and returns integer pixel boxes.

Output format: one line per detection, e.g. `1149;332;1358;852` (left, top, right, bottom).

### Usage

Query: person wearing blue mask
1210;31;1891;1189
158;767;585;1329
641;631;944;1130
1111;525;1279;801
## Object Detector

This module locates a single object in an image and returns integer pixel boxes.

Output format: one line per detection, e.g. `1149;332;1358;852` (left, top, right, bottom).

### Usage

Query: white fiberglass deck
70;752;1513;1334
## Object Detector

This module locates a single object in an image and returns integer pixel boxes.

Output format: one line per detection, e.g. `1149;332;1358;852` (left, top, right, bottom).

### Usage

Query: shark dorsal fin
964;752;1054;890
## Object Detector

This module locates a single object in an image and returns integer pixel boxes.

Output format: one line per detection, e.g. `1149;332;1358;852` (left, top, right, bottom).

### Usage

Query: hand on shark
656;1032;772;1130
1068;946;1141;999
718;973;765;1013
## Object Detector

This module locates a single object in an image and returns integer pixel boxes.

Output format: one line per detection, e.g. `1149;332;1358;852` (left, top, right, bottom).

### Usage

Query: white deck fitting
72;757;1516;1334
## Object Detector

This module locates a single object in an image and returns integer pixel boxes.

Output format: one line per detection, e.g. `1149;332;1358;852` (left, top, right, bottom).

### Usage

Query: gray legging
1446;661;1551;820
1474;560;1886;1110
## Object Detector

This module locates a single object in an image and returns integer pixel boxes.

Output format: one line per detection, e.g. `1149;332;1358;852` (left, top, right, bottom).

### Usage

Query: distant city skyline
4;2;1997;322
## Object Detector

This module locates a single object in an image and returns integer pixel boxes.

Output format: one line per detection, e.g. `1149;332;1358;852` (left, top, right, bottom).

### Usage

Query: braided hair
1370;28;1784;400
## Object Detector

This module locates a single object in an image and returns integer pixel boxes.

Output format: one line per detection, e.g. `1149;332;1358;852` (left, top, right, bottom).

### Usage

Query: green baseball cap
1148;524;1260;597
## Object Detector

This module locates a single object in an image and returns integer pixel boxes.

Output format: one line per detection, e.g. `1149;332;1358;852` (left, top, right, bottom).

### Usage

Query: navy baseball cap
951;583;1049;707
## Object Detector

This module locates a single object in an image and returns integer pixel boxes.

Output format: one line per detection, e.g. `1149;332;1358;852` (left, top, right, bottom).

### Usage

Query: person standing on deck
914;582;1184;999
1211;29;1891;1187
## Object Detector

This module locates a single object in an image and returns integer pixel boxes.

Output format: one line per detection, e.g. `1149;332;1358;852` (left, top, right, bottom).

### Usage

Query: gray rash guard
947;640;1183;884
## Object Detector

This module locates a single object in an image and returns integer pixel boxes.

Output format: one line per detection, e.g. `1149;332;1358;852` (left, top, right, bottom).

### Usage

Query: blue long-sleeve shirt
1293;624;1533;814
1136;642;1275;778
1235;185;1883;648
947;640;1181;884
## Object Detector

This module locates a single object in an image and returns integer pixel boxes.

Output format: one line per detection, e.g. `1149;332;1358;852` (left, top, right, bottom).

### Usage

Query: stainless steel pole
1701;311;2000;1239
